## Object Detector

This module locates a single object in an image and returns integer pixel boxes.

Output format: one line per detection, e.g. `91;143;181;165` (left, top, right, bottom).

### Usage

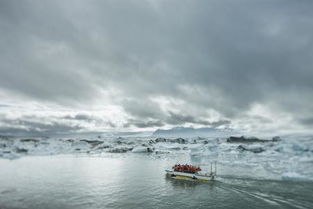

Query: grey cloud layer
0;0;313;133
0;112;115;136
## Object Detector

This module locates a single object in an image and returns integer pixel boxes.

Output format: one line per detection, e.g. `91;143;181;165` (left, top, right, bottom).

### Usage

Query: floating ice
0;135;313;182
132;146;154;153
281;172;313;181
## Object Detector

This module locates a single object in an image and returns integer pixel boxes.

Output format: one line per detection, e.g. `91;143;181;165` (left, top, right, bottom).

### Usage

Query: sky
0;0;313;136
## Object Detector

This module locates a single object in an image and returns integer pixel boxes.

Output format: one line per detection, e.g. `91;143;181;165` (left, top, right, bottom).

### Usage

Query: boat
165;162;217;181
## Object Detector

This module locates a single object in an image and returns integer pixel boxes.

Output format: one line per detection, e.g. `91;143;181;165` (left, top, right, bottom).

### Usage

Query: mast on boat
209;161;217;179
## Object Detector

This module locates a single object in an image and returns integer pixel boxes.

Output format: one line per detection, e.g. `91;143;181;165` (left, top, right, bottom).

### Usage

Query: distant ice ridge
0;135;313;181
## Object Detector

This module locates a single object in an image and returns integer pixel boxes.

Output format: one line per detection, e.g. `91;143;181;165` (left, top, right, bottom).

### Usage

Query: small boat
165;162;217;181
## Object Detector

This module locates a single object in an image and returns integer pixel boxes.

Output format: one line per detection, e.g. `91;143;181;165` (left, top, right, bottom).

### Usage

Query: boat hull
165;170;214;181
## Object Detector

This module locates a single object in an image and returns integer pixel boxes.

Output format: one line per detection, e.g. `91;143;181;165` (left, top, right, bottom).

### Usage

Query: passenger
172;164;203;173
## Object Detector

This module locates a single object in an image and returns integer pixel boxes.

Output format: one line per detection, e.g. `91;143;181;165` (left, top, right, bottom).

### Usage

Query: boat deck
165;169;215;181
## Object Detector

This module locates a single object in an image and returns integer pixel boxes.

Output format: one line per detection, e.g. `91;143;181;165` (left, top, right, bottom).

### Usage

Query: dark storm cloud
0;0;313;132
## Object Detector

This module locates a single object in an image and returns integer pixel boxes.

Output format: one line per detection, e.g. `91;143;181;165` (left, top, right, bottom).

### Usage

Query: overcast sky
0;0;313;135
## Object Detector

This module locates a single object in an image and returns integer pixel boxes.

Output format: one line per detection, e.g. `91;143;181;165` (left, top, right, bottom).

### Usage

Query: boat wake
216;178;313;209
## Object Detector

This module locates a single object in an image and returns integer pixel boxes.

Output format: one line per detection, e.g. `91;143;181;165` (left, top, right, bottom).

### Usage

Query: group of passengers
172;164;201;173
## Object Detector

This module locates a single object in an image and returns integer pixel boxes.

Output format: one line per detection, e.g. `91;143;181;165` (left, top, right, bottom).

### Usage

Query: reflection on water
0;154;313;209
166;175;202;188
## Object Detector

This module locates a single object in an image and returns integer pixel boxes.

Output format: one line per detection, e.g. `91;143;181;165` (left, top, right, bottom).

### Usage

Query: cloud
299;118;313;126
0;0;313;134
165;111;230;127
0;111;117;135
124;119;164;128
0;115;82;136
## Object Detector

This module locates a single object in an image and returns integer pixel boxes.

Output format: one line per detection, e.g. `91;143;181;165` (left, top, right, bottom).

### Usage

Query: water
1;154;313;209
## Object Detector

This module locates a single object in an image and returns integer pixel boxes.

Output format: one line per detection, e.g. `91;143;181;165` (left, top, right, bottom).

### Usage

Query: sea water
1;135;313;209
0;154;313;209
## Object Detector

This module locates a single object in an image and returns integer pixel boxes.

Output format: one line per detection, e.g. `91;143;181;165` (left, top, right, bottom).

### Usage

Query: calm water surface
0;154;312;209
